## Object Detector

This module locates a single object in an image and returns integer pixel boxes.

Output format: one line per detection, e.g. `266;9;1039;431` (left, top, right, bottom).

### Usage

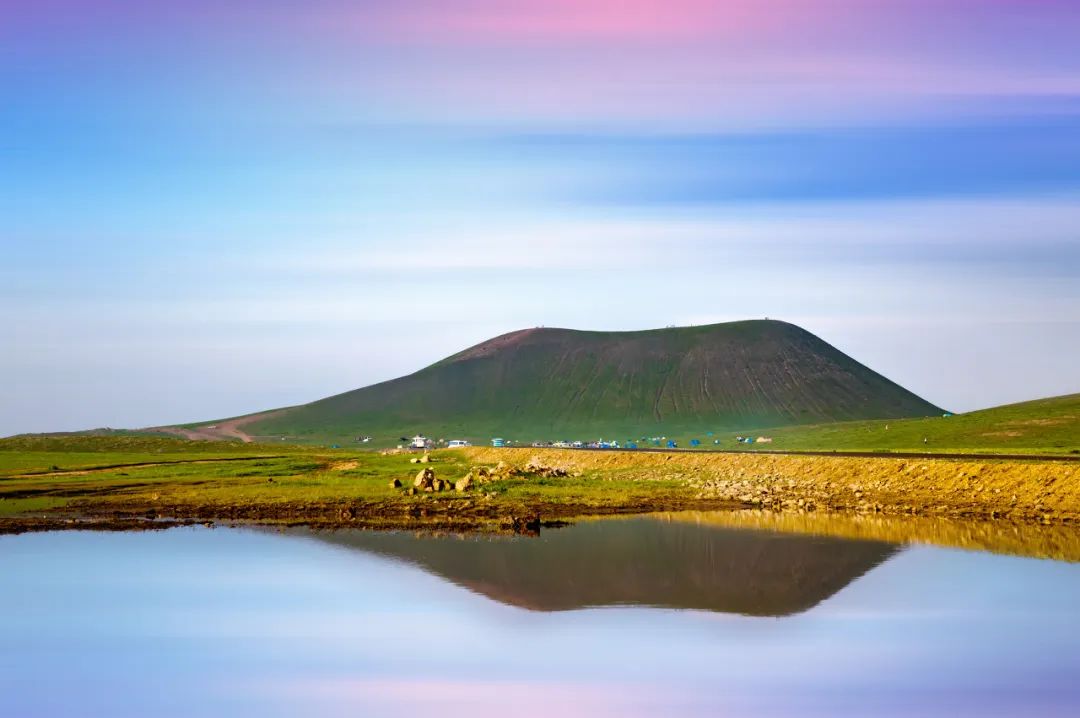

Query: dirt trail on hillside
150;409;289;443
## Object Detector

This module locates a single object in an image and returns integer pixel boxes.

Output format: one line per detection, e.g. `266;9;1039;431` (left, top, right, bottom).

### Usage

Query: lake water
2;515;1079;717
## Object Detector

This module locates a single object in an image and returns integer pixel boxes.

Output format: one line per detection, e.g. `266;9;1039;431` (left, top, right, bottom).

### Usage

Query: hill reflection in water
307;515;900;617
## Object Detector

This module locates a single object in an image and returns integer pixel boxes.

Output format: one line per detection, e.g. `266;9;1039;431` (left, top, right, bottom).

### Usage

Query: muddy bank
8;500;1080;565
1;495;738;536
464;447;1080;523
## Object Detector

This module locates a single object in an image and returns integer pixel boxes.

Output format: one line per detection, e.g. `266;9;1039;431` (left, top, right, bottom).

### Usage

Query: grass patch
0;496;69;517
0;437;706;528
725;393;1080;455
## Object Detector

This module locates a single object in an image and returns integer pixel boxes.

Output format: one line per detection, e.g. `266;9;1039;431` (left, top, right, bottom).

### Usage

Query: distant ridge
238;319;941;443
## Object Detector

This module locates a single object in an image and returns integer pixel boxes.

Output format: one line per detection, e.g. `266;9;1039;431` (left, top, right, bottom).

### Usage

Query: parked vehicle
446;439;471;448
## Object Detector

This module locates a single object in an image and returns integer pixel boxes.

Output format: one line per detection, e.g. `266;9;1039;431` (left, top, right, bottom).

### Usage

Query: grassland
366;392;1074;455
0;436;700;533
0;434;302;467
724;393;1080;455
1;436;1078;545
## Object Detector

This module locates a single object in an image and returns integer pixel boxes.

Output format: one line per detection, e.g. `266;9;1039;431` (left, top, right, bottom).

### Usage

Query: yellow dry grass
464;448;1080;522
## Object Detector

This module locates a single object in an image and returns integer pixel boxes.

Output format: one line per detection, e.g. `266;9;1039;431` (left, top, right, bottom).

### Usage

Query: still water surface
2;514;1079;717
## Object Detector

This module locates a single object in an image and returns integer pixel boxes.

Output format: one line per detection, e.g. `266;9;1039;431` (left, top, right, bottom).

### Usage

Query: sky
3;0;1080;435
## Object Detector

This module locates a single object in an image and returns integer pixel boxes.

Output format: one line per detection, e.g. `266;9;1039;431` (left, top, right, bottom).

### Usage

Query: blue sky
3;0;1079;434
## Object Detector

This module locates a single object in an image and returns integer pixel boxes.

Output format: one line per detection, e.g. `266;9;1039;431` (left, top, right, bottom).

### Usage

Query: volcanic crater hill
242;320;941;442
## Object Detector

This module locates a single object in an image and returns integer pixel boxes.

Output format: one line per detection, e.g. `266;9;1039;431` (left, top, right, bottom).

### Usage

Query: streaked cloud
2;0;1078;433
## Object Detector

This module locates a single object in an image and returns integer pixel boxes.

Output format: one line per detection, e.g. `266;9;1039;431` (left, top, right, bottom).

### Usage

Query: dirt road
150;409;289;443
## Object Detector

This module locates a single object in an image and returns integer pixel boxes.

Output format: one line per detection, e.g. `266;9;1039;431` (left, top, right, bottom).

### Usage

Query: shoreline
0;495;741;536
2;444;1078;542
5;504;1080;564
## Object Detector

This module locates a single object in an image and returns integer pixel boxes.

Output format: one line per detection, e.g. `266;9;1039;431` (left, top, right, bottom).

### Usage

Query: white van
446;439;471;448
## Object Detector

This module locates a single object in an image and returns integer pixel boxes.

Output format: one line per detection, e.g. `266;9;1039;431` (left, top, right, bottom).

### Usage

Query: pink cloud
334;0;803;47
253;676;677;718
381;0;754;43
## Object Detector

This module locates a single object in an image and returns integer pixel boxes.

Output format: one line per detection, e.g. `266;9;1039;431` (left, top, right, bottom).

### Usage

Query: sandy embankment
463;448;1080;523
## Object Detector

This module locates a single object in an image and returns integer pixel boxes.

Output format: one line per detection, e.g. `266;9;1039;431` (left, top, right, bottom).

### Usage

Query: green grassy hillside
734;393;1080;455
241;320;941;444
